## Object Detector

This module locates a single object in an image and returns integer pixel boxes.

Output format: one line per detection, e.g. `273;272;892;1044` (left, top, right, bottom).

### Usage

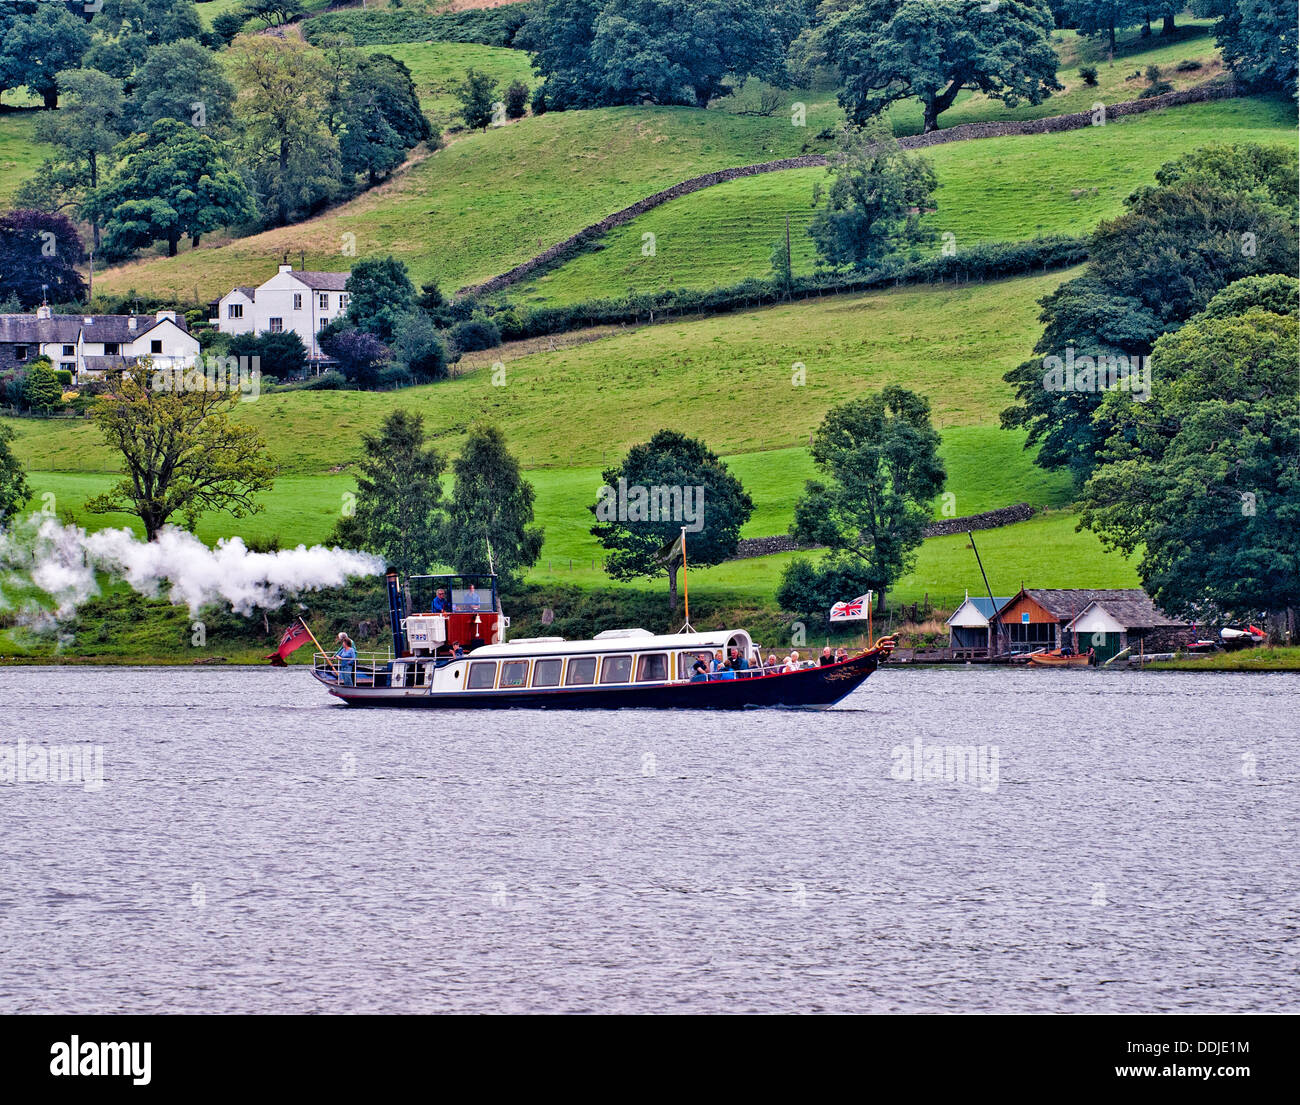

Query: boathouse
993;588;1187;659
945;594;1011;658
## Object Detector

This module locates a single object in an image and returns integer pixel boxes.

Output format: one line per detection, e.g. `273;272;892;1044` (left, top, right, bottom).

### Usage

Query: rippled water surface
0;665;1296;1014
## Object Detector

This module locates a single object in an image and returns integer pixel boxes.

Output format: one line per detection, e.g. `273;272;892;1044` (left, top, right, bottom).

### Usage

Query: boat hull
1026;652;1091;667
316;650;885;710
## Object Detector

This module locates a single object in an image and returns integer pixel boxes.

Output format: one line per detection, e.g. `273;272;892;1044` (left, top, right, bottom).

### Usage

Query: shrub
530;84;547;115
1175;59;1202;73
449;317;501;352
1078;66;1098;86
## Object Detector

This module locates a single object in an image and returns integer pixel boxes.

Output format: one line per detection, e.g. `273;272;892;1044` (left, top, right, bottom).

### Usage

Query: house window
227;303;243;319
267;318;283;333
61;362;75;374
62;345;75;357
293;293;302;311
339;294;350;311
14;345;28;361
104;343;119;355
151;340;163;354
319;293;329;310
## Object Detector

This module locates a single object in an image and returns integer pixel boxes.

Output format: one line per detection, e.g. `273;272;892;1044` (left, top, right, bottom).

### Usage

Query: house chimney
279;264;293;274
36;304;52;320
84;317;93;326
128;318;137;331
156;310;176;323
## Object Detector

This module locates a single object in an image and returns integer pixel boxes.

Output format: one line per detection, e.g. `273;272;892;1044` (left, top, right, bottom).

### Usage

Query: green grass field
513;97;1295;304
0;109;50;208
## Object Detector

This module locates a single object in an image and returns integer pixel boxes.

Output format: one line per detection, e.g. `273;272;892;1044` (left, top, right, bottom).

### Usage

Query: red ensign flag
265;620;311;666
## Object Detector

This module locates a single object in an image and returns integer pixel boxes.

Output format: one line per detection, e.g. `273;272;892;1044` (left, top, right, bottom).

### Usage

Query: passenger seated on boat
690;654;710;682
432;588;449;612
459;584;482;612
766;653;780;671
452;643;465;660
728;647;748;671
819;647;833;666
783;651;800;673
835;647;848;663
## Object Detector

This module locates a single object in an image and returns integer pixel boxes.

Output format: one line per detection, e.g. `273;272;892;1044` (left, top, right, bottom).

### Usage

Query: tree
1192;0;1297;94
1079;290;1299;633
777;388;946;614
320;328;390;389
504;79;530;119
1065;0;1146;55
23;357;64;413
455;67;498;130
0;3;92;109
590;429;754;609
807;119;938;272
243;0;307;27
0;423;31;525
31;68;129;250
392;313;450;383
211;10;249;46
818;0;1061;132
340;258;418;343
86;119;256;259
90;0;205;46
0;210;88;307
522;0;802;109
1001;143;1299;483
333;410;448;578
442;425;543;587
132;38;238;135
228;330;308;380
230;35;341;226
86;367;277;541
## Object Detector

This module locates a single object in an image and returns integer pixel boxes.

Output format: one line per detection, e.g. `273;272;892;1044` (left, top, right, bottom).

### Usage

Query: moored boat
1025;647;1093;668
312;570;893;709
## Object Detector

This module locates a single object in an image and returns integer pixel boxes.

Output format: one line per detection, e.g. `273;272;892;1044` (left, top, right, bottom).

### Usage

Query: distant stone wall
730;503;1037;560
460;80;1239;297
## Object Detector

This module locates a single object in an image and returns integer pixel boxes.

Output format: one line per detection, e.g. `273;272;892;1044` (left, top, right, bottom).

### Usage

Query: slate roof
1012;588;1185;628
946;596;1012;625
289;271;349;291
0;313;189;345
82;355;141;373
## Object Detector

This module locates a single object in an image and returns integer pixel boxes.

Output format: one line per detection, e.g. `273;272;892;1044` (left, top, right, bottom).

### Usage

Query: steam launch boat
312;570;893;710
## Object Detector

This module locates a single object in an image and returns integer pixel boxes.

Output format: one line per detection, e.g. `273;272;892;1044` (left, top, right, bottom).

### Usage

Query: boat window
565;656;597;685
635;653;668;682
467;661;497;690
532;658;563;687
500;660;528;688
600;654;633;684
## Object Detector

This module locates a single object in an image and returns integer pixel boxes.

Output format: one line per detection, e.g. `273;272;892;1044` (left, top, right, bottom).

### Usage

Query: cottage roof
946;595;1012;626
82;355;141;373
1012;588;1184;627
290;271;349;291
0;314;83;344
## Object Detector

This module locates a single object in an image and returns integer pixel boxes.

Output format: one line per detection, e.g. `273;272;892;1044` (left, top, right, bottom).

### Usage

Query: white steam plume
0;517;385;618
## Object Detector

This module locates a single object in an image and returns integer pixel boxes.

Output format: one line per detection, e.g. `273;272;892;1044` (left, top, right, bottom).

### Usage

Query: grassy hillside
0;109;50;208
513;97;1295;304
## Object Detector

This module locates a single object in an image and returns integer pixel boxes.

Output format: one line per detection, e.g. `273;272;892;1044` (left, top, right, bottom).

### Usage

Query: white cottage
946;593;1011;657
212;265;351;362
0;305;199;382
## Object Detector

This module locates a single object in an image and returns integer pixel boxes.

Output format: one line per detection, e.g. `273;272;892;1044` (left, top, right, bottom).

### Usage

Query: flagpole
681;526;691;631
298;616;339;674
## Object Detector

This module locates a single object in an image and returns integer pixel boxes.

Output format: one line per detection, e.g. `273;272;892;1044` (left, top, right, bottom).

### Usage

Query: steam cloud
0;517;385;619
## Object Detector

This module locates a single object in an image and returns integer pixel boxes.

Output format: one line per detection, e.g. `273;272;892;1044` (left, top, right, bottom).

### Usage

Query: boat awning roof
471;629;753;658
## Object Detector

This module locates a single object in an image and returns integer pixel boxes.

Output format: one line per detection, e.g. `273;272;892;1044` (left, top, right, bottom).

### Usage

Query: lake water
0;665;1296;1014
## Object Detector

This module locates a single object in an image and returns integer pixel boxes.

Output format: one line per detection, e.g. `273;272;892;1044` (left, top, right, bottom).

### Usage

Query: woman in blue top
335;633;357;687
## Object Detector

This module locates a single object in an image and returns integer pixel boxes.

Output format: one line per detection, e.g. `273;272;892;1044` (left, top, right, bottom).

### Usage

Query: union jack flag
830;594;872;621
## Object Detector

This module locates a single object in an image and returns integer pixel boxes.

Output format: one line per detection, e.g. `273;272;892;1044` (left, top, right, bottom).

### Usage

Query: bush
505;79;529;119
1140;64;1174;98
1078;66;1098;86
393;312;450;382
54;369;73;387
228;330;309;380
449;317;501;353
1175;59;1202;72
210;10;247;45
530;84;547;115
283;369;348;391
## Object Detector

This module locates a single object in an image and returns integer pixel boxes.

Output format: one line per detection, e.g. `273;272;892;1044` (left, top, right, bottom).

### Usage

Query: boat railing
313;650;393;686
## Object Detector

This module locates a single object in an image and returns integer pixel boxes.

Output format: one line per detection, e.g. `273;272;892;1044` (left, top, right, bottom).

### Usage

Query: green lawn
0;109;51;208
512;97;1296;304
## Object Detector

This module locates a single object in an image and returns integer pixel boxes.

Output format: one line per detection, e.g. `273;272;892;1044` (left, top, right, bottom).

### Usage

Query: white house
0;305;199;382
946;593;1012;655
212;265;351;361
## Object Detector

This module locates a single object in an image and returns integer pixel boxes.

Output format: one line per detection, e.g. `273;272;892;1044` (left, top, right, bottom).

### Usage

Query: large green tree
0;3;92;109
333;410;448;577
90;0;205;46
591;430;754;610
340;257;418;343
1192;0;1298;94
808;119;938;272
1064;0;1146;55
86;118;256;258
88;368;277;542
340;53;433;185
443;425;544;588
30;68;129;250
0;209;88;307
1001;142;1299;483
776;387;946;615
0;423;31;525
132;38;238;135
1079;282;1299;634
813;0;1061;132
230;34;340;226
